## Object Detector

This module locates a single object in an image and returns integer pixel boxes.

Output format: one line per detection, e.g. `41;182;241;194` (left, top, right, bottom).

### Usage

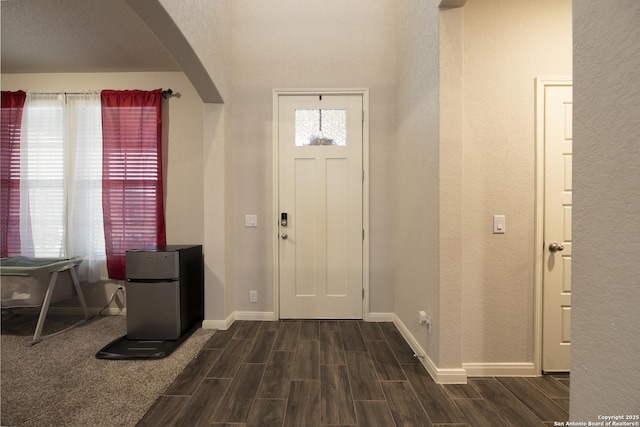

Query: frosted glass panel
295;109;346;146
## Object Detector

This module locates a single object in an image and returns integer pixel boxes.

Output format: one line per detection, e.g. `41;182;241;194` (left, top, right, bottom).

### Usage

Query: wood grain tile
212;363;266;423
205;322;242;350
320;330;346;364
142;320;573;427
381;326;420;364
274;321;300;351
339;321;367;352
321;365;357;425
207;339;252;378
298;320;320;340
443;383;483;399
345;351;384;400
320;320;340;332
403;363;467;424
260;320;281;331
553;398;570;413
353;401;395;427
497;377;568;422
381;381;433;427
257;351;295;399
245;398;287;427
234;321;262;339
454;398;510;427
136;395;189;427
526;376;570;399
469;378;546;427
284;381;320;427
292;340;320;380
376;321;397;333
173;378;231;427
164;349;222;395
367;340;406;381
357;321;385;341
243;330;277;363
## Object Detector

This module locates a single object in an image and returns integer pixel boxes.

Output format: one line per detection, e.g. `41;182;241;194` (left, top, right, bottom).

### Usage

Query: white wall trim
234;311;277;321
272;88;370;321
203;312;235;330
366;312;395;322
534;76;573;375
463;362;537;377
393;314;467;384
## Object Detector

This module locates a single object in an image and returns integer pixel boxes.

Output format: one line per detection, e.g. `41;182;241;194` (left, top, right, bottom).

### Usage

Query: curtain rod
25;89;176;99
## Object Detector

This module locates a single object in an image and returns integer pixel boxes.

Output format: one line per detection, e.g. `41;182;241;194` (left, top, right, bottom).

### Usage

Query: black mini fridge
96;245;203;359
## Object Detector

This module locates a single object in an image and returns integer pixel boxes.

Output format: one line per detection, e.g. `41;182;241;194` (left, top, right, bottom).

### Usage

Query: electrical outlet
419;310;432;333
249;290;257;303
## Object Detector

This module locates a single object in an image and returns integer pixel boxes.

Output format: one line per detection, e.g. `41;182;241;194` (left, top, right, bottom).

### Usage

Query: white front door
541;81;573;372
277;93;363;319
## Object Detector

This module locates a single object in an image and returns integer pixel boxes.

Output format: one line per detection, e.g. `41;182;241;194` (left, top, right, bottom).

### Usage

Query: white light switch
245;214;257;227
493;215;506;234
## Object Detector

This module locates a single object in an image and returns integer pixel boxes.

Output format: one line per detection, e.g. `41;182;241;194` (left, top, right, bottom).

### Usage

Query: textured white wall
394;0;441;364
439;5;464;370
461;0;572;365
230;0;397;314
571;0;640;418
158;0;232;101
154;0;234;322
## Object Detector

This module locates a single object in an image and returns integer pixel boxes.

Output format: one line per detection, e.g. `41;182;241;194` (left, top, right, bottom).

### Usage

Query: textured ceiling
1;0;180;73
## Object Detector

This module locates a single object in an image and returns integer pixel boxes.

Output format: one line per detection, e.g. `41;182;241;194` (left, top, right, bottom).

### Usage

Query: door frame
533;77;572;373
272;88;370;320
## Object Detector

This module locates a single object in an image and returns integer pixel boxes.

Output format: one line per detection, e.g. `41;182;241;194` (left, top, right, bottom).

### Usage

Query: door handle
549;242;564;253
281;233;288;240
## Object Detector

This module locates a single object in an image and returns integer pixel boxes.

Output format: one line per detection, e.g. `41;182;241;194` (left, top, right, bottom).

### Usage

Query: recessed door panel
542;82;573;372
278;94;363;319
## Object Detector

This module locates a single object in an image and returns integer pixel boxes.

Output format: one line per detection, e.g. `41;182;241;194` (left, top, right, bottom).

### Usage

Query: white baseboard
202;311;276;330
203;311;388;330
462;362;537;377
203;312;235;330
234;311;277;321
392;314;468;384
366;312;395;322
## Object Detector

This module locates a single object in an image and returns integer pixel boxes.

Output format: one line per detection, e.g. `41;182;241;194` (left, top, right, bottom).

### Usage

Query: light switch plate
493;215;506;234
245;214;257;227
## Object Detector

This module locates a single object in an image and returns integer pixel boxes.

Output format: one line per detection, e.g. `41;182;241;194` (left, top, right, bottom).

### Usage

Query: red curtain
1;91;26;258
101;89;166;280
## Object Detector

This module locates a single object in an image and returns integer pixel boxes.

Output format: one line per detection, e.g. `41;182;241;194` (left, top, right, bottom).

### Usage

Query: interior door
278;94;363;319
542;82;573;372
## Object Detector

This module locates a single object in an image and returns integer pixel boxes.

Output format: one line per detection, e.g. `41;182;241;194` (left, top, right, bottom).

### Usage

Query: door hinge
362;110;364;122
362;170;365;182
362;288;365;300
362;229;365;240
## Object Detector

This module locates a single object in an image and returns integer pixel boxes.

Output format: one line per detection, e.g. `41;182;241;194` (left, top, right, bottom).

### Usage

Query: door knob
549;242;564;252
281;233;288;240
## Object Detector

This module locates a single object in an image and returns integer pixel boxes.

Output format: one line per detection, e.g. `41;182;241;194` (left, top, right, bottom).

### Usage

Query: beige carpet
1;313;215;427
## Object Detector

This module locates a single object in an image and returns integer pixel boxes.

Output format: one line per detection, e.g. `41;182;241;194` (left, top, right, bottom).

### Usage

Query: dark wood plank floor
137;320;569;427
